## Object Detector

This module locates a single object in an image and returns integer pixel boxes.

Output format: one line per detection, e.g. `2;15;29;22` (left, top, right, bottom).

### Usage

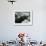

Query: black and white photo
14;11;32;26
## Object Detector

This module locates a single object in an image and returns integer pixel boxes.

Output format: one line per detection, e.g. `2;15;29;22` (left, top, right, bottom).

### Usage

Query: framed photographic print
14;10;33;26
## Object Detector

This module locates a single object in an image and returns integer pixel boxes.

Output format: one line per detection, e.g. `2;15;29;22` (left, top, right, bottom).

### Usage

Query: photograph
14;11;33;26
0;0;46;46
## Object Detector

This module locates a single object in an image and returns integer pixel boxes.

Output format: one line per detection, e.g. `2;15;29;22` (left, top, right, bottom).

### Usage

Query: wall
0;0;46;41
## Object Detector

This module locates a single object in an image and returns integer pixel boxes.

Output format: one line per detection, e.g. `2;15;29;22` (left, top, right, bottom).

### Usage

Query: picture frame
14;10;33;26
